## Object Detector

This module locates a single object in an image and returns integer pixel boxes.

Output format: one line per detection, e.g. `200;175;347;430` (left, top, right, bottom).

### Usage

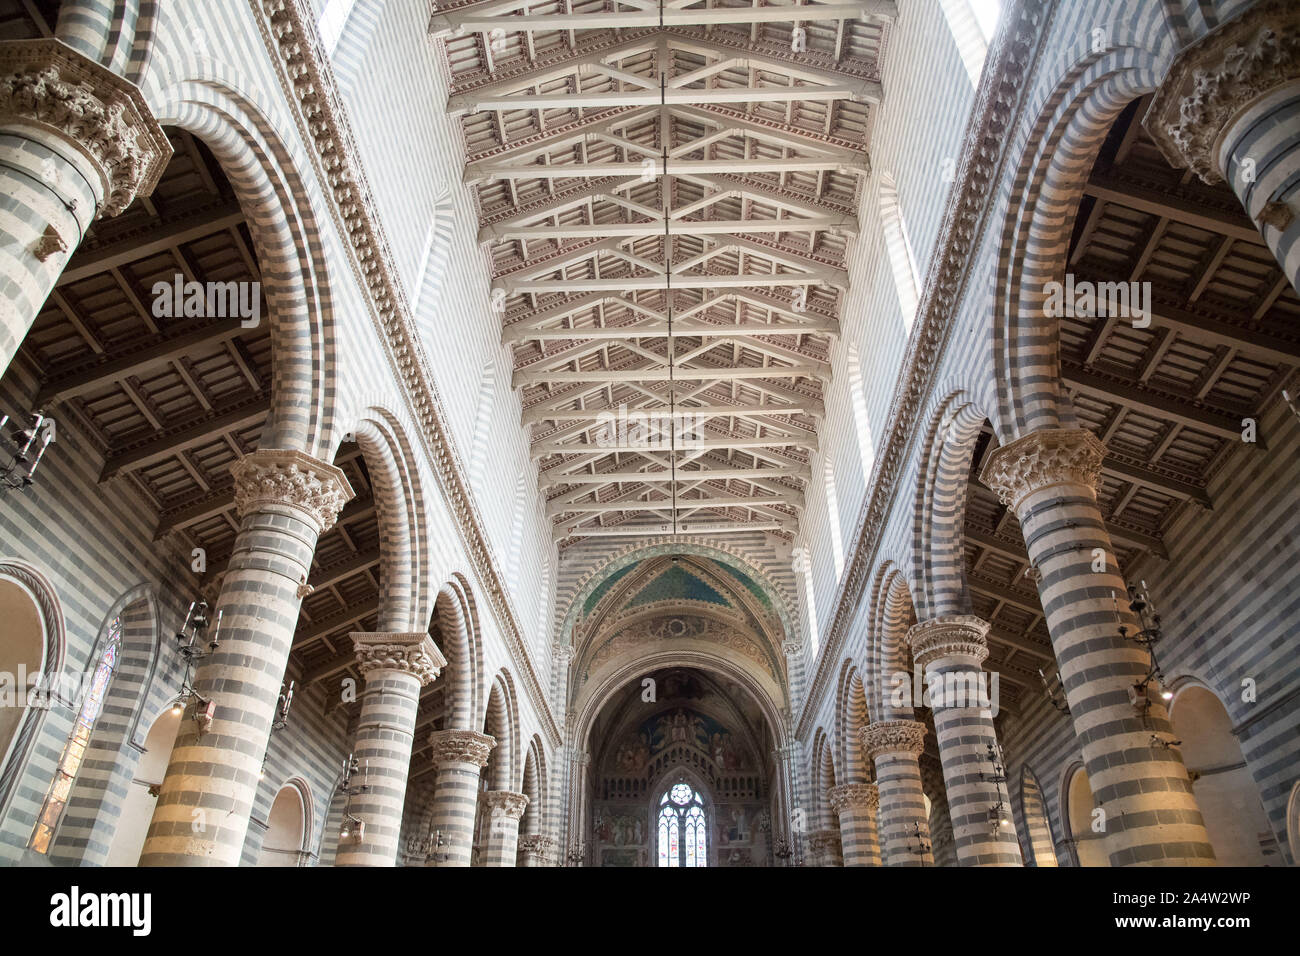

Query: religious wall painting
601;848;644;867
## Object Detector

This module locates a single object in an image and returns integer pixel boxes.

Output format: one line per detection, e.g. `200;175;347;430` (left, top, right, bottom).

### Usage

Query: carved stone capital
860;719;927;761
807;829;842;853
979;428;1106;512
1144;0;1300;183
428;729;495;769
351;632;446;686
517;835;555;859
483;790;529;820
828;783;879;815
907;615;991;671
231;448;355;535
552;642;575;663
0;39;170;217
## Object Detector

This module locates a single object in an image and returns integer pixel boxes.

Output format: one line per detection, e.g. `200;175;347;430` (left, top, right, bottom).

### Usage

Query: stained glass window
30;618;122;854
656;784;707;867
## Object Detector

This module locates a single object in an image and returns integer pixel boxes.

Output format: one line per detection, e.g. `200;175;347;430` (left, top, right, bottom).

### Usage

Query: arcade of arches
0;0;1297;870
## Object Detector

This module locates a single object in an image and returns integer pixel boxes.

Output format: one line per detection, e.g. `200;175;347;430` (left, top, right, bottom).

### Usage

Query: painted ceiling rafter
437;0;887;542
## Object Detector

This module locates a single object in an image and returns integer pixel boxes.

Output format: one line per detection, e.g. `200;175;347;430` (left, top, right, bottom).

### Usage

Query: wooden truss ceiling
433;0;893;544
13;115;448;737
960;94;1300;711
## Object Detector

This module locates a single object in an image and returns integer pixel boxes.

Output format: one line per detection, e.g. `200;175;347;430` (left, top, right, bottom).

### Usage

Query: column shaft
0;39;168;377
426;730;494;867
140;450;352;866
982;428;1215;866
863;720;932;866
829;783;881;866
336;633;444;867
482;790;528;866
1146;3;1300;291
909;616;1023;866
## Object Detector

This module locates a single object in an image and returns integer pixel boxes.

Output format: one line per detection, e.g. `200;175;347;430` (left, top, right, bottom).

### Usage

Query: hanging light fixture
1114;582;1171;716
171;600;220;733
909;821;932;861
981;741;1014;834
0;411;54;491
1037;665;1070;714
335;752;370;846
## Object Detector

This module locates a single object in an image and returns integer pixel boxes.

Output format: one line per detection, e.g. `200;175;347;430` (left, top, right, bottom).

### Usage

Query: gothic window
657;784;707;867
30;617;121;854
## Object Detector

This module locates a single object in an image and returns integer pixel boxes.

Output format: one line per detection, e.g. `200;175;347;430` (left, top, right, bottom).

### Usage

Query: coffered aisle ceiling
431;0;894;544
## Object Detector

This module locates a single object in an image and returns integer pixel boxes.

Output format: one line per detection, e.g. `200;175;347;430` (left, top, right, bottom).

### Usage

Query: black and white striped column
140;449;353;866
908;616;1023;866
336;633;445;867
862;720;933;866
982;428;1215;866
1146;1;1300;290
828;783;881;866
518;834;556;867
482;790;529;866
426;730;494;867
0;39;168;378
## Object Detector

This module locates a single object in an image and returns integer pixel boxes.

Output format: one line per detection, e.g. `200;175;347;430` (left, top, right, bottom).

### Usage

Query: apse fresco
591;670;772;867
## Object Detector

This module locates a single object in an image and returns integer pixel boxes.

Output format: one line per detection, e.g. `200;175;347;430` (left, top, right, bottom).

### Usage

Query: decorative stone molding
979;428;1107;512
428;729;495;769
860;719;927;761
0;39;170;216
251;0;561;745
796;0;1050;739
560;539;797;654
351;631;446;686
552;642;575;664
517;834;555;861
581;612;777;682
828;783;879;814
1144;0;1300;183
230;448;355;536
807;829;842;853
772;743;799;763
906;615;991;671
483;790;529;820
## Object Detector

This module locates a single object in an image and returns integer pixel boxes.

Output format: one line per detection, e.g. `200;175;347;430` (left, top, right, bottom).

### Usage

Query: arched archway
1018;767;1059;867
582;666;778;868
1170;682;1276;865
258;780;312;867
992;39;1164;438
431;578;483;732
156;74;342;455
1062;763;1108;867
0;571;51;798
49;587;161;865
104;707;183;867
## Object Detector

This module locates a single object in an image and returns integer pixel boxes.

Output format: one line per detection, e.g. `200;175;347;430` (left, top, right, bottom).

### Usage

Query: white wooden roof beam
432;2;897;35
